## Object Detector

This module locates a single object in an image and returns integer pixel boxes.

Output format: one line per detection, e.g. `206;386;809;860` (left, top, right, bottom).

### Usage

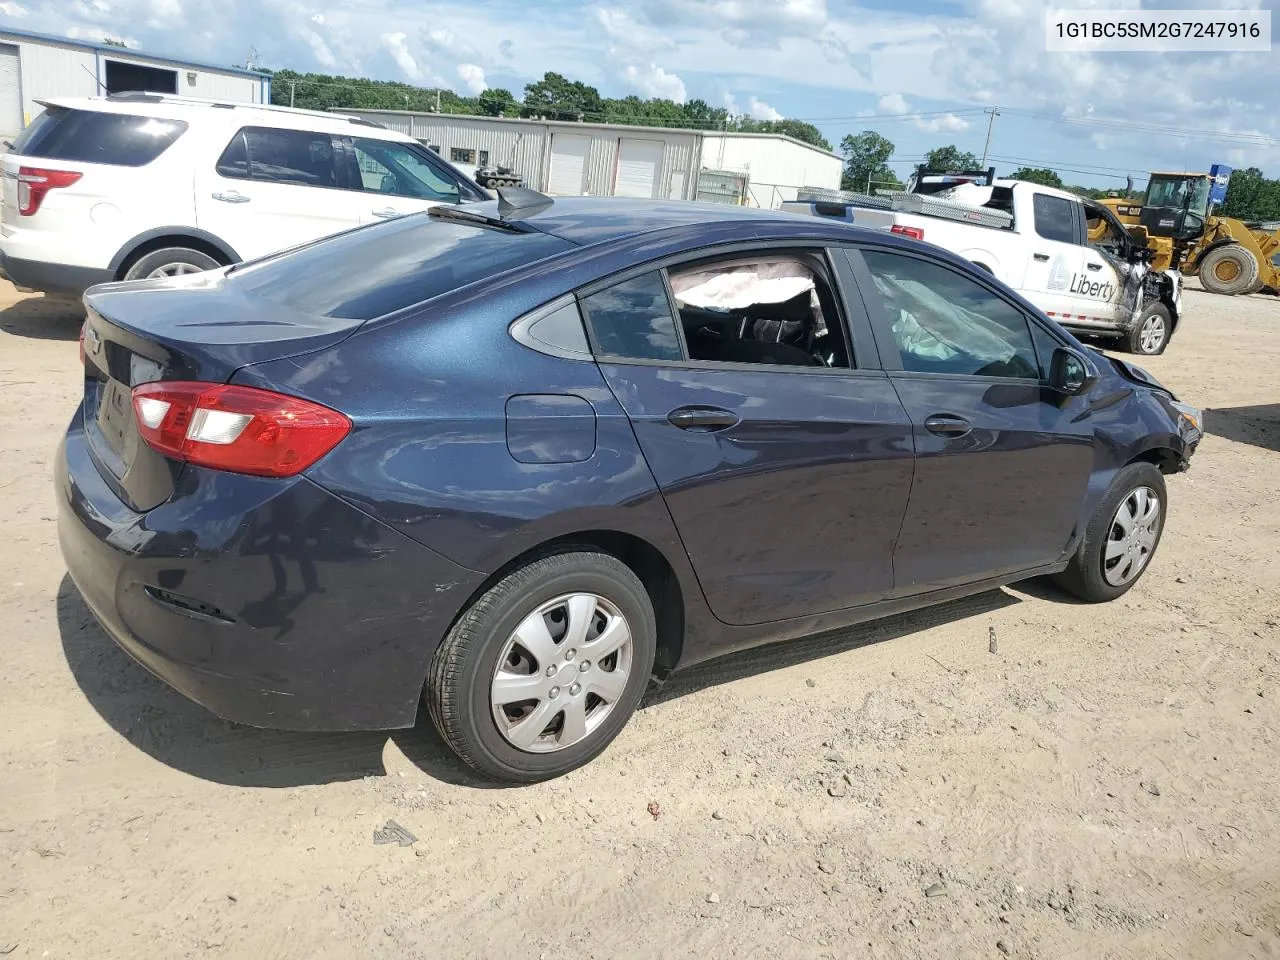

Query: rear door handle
211;191;250;204
1086;262;1103;271
371;207;402;219
1033;253;1050;262
924;414;972;437
667;406;740;432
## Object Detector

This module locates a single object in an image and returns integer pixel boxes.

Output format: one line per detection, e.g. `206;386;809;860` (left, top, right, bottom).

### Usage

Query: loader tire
1199;245;1259;296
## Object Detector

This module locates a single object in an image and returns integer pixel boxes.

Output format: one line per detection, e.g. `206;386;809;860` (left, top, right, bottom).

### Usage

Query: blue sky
2;0;1278;189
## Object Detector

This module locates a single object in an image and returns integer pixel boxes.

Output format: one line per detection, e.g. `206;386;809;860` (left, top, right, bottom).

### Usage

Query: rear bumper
56;407;485;731
0;249;112;296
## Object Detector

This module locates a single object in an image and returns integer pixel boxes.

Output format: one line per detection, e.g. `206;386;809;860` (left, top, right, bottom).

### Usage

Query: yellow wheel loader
1095;168;1280;296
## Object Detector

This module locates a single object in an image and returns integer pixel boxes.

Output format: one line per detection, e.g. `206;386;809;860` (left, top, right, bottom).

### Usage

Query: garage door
547;134;590;196
615;139;663;198
0;45;22;139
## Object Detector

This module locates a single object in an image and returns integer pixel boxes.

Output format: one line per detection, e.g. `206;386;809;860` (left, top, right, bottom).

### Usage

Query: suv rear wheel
123;247;222;282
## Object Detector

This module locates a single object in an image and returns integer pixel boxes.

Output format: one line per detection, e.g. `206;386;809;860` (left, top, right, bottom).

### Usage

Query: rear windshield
10;107;188;167
226;214;575;320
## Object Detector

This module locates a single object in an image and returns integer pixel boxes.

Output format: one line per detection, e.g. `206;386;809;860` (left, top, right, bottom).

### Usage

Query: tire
1199;245;1259;296
1053;462;1167;603
485;177;501;189
122;247;222;282
426;551;657;783
1244;279;1265;295
1125;302;1171;355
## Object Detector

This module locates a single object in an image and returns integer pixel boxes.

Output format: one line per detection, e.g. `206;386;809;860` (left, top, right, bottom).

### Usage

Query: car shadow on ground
1204;404;1280;455
59;574;1027;790
0;294;83;340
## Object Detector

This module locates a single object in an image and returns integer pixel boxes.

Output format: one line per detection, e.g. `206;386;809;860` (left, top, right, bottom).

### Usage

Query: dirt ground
1;278;1278;960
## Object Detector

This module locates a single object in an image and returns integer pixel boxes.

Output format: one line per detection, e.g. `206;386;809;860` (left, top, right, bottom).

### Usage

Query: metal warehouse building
339;109;843;209
0;27;271;139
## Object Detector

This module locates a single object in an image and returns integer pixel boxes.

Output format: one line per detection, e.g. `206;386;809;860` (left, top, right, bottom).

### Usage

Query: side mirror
1050;347;1098;395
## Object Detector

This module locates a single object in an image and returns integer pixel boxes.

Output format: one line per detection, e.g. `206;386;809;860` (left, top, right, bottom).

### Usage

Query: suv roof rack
101;91;383;127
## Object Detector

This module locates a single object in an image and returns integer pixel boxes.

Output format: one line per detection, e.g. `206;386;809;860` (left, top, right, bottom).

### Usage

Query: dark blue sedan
57;193;1202;782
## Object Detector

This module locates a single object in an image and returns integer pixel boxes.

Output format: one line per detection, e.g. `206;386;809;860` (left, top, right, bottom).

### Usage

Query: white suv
0;93;488;297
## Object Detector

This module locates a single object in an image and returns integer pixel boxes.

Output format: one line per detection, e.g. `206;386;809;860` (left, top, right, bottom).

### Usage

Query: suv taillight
131;382;351;478
17;166;83;216
891;224;925;241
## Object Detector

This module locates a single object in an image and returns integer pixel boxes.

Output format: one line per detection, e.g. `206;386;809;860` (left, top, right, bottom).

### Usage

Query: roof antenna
497;186;554;219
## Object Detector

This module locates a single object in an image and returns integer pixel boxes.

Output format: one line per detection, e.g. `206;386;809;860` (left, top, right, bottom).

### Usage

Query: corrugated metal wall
341;110;702;200
0;34;264;133
698;134;842;208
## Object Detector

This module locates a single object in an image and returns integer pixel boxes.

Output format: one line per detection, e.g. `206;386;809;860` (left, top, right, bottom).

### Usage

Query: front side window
862;250;1039;379
1033;194;1078;245
11;107;187;167
350;138;460;202
216;127;341;187
581;273;682;362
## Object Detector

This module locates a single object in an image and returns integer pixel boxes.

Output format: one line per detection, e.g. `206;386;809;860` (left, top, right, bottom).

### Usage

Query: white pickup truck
782;179;1183;355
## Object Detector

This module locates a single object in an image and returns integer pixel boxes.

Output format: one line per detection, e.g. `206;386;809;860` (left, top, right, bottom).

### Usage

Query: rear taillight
17;166;83;216
130;382;351;478
891;224;925;241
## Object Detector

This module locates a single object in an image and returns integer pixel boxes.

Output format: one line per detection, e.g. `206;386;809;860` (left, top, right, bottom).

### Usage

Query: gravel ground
1;280;1278;960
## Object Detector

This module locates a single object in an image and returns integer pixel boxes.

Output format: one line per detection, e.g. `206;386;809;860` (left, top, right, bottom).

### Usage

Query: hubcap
1103;485;1161;586
1139;315;1165;353
490;593;633;753
146;262;204;279
1214;259;1240;282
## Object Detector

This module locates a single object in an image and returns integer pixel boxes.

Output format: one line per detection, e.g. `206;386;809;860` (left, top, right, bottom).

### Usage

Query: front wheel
1199;245;1259;296
1125;302;1171;355
426;552;657;783
1053;462;1167;603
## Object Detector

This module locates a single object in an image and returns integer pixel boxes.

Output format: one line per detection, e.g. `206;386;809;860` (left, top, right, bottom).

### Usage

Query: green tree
840;130;897;193
755;119;831;151
523;72;602;119
925;145;981;171
1009;167;1064;188
478;88;518;117
1220;167;1280;221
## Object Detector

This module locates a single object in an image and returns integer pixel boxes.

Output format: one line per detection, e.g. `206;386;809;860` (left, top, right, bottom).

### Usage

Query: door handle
667;406;739;432
211;191;250;203
1033;253;1050;262
371;207;402;219
924;414;972;437
1086;262;1103;271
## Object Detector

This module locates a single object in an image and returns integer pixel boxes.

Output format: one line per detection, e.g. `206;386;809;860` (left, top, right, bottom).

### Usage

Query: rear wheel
1125;302;1171;355
1199;245;1259;296
426;552;657;783
1053;462;1167;603
123;247;222;282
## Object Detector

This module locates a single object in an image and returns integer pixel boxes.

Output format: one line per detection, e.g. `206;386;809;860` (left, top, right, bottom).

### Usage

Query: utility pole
435;88;441;113
980;106;1000;168
289;80;296;108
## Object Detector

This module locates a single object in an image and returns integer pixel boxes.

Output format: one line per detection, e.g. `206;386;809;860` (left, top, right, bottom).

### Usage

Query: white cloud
457;62;486;94
918;113;971;133
0;1;30;16
622;62;686;103
877;92;909;115
380;31;420;80
634;0;828;46
309;12;323;24
746;96;782;121
66;25;136;47
595;6;675;56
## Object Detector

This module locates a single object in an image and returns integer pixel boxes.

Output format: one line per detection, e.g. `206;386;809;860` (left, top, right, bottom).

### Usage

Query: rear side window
1033;194;1078;245
217;127;343;187
10;107;187;167
226;214;573;320
580;273;683;362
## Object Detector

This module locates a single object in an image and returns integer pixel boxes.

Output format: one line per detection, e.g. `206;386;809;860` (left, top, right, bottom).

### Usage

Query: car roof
470;196;885;247
38;95;406;138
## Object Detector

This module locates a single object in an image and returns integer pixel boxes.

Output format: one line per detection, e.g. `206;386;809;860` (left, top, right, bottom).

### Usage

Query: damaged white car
783;178;1182;355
